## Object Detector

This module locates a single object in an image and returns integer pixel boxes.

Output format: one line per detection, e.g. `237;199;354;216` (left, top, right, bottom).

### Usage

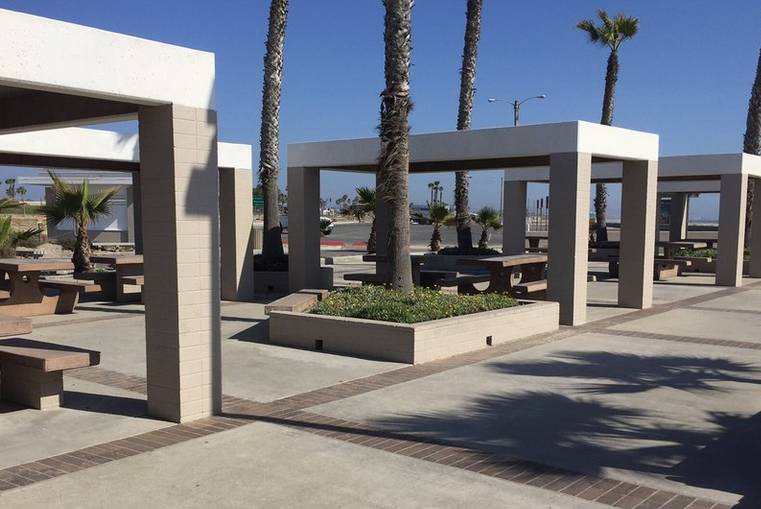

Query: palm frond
428;203;450;224
0;198;18;212
616;15;639;39
0;217;12;247
576;20;601;43
355;186;376;212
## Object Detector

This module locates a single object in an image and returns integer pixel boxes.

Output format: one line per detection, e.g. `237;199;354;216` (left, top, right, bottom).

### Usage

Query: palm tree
428;202;451;252
474;206;502;249
259;0;289;262
16;186;27;214
40;172;118;273
356;186;377;253
743;46;761;247
577;10;639;241
378;0;414;291
428;181;435;204
454;0;482;250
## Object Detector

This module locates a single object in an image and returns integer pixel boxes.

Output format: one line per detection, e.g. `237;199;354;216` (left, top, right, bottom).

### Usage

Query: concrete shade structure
0;8;243;422
2;127;255;302
287;121;659;326
505;153;761;287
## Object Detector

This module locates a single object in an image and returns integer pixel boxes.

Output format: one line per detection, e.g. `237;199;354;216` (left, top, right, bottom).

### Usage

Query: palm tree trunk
73;220;92;274
379;0;414;292
454;0;482;250
594;49;619;241
259;0;288;261
478;228;488;249
367;216;377;254
743;47;761;248
430;224;442;252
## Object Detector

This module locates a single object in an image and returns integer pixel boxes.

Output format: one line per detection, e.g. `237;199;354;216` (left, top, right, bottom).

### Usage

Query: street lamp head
487;98;498;102
537;94;547;99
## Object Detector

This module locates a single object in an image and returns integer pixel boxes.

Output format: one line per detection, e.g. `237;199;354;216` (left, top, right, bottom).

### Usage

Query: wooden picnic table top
458;254;548;268
90;254;144;265
362;254;426;263
0;258;73;273
655;240;708;249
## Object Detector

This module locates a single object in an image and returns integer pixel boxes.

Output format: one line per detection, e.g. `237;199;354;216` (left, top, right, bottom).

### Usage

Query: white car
279;215;334;235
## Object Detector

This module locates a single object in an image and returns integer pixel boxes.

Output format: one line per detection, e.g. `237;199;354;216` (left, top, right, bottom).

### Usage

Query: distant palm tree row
254;1;761;290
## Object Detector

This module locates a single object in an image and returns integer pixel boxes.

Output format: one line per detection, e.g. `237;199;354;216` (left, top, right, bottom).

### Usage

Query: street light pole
488;94;547;126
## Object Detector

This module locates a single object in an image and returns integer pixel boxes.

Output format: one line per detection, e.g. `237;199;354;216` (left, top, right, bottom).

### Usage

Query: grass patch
310;286;518;324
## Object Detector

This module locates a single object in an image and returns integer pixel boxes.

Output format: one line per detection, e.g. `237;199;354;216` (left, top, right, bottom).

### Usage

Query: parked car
279;215;334;235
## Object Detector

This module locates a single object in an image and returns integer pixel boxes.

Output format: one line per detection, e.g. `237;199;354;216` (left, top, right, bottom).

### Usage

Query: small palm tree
356;186;377;254
0;198;42;257
40;172;118;273
474;206;502;249
428;203;451;252
578;10;639;241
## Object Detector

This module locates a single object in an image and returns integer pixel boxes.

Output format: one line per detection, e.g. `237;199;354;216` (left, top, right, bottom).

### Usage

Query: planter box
255;267;334;295
269;300;559;364
675;257;750;275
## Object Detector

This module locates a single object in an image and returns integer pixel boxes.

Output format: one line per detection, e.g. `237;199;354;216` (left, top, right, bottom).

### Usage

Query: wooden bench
0;338;100;409
121;275;144;287
513;279;548;298
264;289;329;315
38;279;102;314
608;257;692;281
0;315;32;337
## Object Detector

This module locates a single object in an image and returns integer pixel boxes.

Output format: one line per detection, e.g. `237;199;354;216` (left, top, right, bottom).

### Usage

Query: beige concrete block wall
717;174;747;287
502;180;527;255
618;160;657;309
138;104;221;423
219;167;254;301
547;152;591;326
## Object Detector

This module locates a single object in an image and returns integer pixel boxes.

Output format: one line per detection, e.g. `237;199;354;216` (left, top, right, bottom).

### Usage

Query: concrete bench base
0;362;63;410
269;300;559;364
0;315;33;337
0;338;100;410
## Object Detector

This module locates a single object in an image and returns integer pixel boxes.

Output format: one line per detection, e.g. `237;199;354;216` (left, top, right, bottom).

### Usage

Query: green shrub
311;286;518;324
436;246;500;256
677;247;750;258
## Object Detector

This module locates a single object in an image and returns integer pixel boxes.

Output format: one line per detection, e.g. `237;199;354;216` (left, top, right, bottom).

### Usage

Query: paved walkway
1;275;760;508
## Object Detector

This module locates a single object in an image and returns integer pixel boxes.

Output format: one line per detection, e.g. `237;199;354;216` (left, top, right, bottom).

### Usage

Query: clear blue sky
2;0;761;220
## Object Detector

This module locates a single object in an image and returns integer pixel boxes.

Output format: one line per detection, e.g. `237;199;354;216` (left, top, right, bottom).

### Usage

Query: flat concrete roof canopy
288;121;660;325
503;152;761;286
0;8;230;423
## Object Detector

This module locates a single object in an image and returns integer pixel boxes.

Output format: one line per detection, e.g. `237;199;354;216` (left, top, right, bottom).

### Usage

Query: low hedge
677;247;750;258
310;285;518;324
436;246;500;256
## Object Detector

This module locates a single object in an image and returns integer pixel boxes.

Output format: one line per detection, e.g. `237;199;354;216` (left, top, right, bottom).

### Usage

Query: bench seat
121;275;145;286
264;289;329;315
343;272;385;284
0;338;100;409
514;279;548;296
608;257;693;281
436;274;491;287
0;315;32;337
40;279;102;293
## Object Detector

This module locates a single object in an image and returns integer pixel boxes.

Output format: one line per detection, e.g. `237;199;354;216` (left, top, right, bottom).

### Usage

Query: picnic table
0;258;76;316
457;254;548;296
656;240;708;258
88;254;144;302
526;234;548;250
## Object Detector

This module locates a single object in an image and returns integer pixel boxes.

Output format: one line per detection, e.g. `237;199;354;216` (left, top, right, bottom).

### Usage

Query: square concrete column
668;192;689;241
138;104;221;423
219;168;254;301
750;178;761;277
548;152;591;326
127;171;143;254
288;167;322;291
619;160;657;309
717;173;748;286
502;180;527;255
